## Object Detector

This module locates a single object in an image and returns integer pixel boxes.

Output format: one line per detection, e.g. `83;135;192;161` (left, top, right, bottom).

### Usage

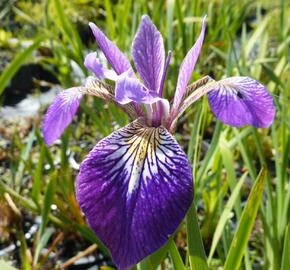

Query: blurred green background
0;0;289;269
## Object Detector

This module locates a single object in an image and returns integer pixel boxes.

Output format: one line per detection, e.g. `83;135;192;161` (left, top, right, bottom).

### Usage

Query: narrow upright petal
159;51;172;96
42;88;83;145
115;73;162;105
132;15;165;93
171;17;206;116
76;120;193;270
208;76;275;127
89;22;132;75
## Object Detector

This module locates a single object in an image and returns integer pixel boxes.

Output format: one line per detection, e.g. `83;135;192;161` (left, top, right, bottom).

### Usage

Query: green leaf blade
224;168;267;270
0;36;44;96
281;224;290;270
208;172;247;263
186;203;208;270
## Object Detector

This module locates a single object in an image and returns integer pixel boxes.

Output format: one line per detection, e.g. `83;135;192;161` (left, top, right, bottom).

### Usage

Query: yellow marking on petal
127;127;155;196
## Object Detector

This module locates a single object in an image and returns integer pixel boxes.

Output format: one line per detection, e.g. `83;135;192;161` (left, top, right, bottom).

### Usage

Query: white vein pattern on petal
217;77;273;111
95;121;187;199
76;119;194;269
214;79;252;101
208;76;275;127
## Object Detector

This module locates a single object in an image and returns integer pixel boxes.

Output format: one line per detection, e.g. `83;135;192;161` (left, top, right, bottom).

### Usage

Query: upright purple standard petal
42;88;83;145
132;15;165;93
89;22;132;75
171;17;206;116
76;120;193;270
208;76;275;127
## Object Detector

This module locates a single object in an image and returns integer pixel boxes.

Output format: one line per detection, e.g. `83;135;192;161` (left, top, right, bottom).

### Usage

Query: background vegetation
0;0;289;269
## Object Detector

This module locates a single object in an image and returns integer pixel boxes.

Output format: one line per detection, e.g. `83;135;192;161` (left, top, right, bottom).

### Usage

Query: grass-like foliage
0;0;289;269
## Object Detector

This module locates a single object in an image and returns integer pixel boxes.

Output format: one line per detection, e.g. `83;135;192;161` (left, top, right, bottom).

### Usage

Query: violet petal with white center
76;120;193;270
208;76;275;127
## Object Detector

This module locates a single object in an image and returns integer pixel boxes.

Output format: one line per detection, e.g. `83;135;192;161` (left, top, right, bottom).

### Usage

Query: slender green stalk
17;230;31;270
175;0;187;55
281;224;290;270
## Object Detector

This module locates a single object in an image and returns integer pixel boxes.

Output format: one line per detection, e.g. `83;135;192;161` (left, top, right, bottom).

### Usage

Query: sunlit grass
0;0;289;269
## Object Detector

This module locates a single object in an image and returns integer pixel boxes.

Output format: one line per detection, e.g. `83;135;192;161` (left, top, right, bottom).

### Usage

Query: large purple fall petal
76;120;193;270
208;76;275;127
171;17;206;116
132;15;165;93
115;73;162;105
42;88;83;145
89;22;132;75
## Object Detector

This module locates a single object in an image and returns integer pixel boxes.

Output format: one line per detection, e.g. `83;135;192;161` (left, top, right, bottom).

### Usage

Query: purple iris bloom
42;15;275;270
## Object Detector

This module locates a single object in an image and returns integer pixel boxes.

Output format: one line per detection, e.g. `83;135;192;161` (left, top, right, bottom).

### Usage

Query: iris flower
42;15;275;270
